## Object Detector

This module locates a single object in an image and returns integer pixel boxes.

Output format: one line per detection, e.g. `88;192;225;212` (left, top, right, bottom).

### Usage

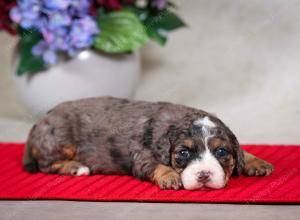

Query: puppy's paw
74;166;90;176
244;158;274;176
152;164;182;190
52;161;90;176
157;172;182;190
157;173;182;190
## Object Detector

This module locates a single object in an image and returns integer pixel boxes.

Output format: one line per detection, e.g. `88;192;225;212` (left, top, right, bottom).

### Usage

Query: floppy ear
154;133;172;165
152;125;178;165
154;122;191;165
224;125;245;175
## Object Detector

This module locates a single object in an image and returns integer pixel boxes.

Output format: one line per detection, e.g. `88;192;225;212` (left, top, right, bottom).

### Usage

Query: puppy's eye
178;149;191;159
215;147;228;158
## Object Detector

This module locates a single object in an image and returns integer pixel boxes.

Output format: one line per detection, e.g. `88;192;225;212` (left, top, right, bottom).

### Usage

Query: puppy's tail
23;142;39;173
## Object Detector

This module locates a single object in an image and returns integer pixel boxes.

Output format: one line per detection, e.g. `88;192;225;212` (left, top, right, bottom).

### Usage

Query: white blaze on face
193;116;216;128
181;116;226;190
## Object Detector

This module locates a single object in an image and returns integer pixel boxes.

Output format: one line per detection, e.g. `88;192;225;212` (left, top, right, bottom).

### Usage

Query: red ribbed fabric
0;143;299;203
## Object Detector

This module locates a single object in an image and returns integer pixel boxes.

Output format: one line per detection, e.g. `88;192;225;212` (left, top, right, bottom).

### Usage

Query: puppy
24;97;274;190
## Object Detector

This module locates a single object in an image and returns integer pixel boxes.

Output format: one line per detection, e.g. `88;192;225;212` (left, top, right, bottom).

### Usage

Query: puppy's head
169;115;244;190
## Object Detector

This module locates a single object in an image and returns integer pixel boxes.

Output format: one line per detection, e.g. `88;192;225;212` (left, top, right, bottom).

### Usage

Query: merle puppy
24;97;274;190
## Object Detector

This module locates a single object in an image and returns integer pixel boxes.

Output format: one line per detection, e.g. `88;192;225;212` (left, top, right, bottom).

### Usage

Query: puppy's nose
197;171;211;183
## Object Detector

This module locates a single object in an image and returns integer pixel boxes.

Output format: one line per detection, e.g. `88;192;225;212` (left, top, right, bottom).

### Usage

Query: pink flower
0;0;17;35
96;0;122;11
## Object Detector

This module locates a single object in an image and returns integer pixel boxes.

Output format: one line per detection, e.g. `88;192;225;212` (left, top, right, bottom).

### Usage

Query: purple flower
70;17;100;49
32;40;57;65
152;0;167;10
69;0;91;16
48;11;72;29
43;0;71;10
10;1;42;29
10;0;100;65
42;27;69;50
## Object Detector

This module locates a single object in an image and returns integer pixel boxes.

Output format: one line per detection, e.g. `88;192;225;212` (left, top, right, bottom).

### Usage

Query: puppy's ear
224;125;245;175
153;125;178;164
154;123;190;164
154;133;173;165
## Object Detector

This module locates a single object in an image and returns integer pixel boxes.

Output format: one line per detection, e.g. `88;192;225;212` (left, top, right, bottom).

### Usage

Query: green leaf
146;28;167;45
130;7;186;45
148;10;186;31
93;10;149;53
17;29;46;76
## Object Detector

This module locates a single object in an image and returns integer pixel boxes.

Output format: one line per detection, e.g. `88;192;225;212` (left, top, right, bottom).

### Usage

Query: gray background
0;0;299;219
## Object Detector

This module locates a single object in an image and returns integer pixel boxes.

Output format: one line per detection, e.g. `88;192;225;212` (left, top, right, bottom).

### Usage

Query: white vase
13;49;141;117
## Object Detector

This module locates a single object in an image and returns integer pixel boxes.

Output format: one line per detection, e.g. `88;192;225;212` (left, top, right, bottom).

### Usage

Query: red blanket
0;143;299;203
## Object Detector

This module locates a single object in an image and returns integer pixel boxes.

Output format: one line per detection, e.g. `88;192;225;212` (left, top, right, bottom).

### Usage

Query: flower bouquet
0;0;185;76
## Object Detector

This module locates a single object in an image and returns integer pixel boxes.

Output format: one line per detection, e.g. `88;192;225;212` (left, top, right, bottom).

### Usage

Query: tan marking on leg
31;146;40;158
151;164;182;190
243;151;274;176
51;161;64;170
51;160;86;175
62;145;77;159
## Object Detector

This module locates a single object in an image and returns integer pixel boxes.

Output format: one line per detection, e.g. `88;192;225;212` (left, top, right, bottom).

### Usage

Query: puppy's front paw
157;172;182;190
244;158;274;176
152;164;182;190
